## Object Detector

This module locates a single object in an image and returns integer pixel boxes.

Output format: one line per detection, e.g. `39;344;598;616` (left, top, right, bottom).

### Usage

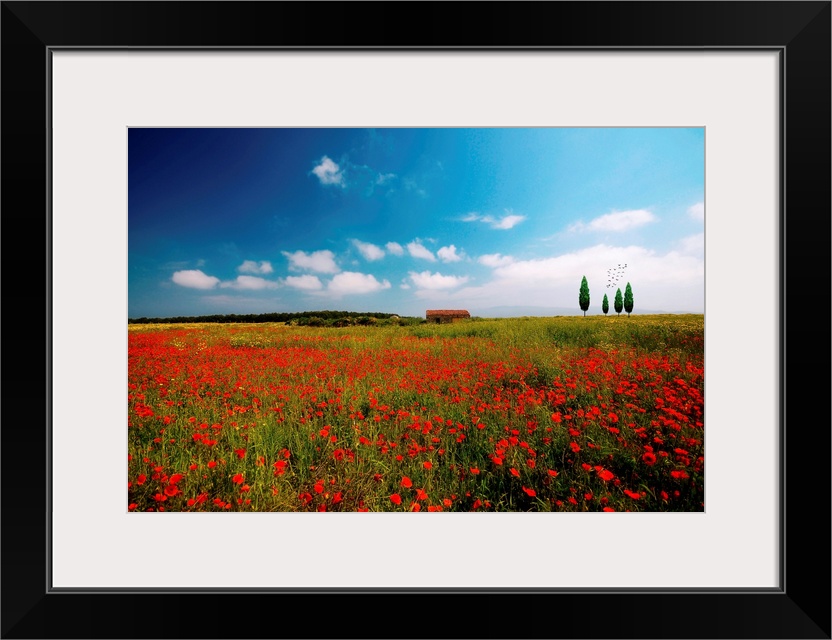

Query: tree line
579;276;634;316
128;310;416;325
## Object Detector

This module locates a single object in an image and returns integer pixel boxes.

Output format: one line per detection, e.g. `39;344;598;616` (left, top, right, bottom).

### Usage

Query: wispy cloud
171;270;220;290
352;239;385;261
328;272;391;295
311;156;345;187
569;209;657;233
407;241;436;262
462;210;526;230
409;270;469;290
688;202;704;222
437;245;464;263
386;242;404;256
220;275;278;290
282;249;339;274
238;260;273;275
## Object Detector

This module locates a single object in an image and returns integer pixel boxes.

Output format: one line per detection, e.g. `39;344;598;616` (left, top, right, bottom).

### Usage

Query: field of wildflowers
128;315;704;512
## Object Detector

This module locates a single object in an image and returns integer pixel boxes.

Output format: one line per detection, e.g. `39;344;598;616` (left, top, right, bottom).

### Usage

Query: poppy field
128;315;704;512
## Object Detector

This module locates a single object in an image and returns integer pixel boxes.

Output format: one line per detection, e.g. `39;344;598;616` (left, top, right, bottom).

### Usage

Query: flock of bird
607;264;628;289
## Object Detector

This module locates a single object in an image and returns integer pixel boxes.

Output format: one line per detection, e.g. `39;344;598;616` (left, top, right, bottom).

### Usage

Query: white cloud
688;202;704;221
352;239;385;261
407;241;436;262
409;270;470;290
478;253;515;268
328;272;391;295
679;233;704;256
282;249;339;274
284;275;323;291
490;214;526;230
437;244;703;313
569;209;657;233
220;275;278;291
463;210;527;230
376;173;396;185
400;283;411;290
385;242;404;256
171;270;220;290
437;245;464;263
238;260;273;275
311;156;345;187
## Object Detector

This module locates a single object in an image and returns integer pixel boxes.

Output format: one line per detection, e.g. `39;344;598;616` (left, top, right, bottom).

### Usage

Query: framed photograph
3;2;829;638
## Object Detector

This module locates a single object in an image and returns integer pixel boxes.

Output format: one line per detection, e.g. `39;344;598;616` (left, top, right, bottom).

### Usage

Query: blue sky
129;128;704;318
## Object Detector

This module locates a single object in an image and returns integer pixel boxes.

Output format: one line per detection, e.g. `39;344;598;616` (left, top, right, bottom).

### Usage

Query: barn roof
426;309;470;316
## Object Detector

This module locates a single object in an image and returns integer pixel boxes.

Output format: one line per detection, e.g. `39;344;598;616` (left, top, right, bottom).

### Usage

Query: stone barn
426;309;471;324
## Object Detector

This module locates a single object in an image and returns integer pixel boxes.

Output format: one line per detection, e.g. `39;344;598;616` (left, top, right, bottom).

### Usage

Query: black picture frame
2;2;829;638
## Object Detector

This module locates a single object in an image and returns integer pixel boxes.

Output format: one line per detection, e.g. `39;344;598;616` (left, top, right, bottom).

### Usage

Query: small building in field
426;309;471;324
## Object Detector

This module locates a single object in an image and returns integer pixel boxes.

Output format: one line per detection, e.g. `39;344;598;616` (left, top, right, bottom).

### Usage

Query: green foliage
602;293;609;315
624;282;634;316
578;276;590;316
614;288;624;315
128;310;413;325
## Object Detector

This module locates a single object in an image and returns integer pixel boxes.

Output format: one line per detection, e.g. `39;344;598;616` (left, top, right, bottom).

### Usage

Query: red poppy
401;476;413;488
492;456;503;466
569;442;581;453
670;470;689;479
411;502;421;512
602;507;615;512
207;461;217;469
522;487;536;497
510;468;521;477
597;469;615;482
470;467;480;475
313;481;324;494
547;469;559;477
415;488;428;501
136;474;146;485
390;493;402;505
423;461;433;470
623;489;641;499
471;499;482;509
164;484;180;497
240;484;250;493
234;448;246;459
232;473;244;484
642;452;657;465
168;474;184;485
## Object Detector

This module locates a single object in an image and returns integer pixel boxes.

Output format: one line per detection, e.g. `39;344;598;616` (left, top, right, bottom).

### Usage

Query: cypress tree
602;293;609;315
614;288;623;316
624;282;634;316
579;276;590;317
